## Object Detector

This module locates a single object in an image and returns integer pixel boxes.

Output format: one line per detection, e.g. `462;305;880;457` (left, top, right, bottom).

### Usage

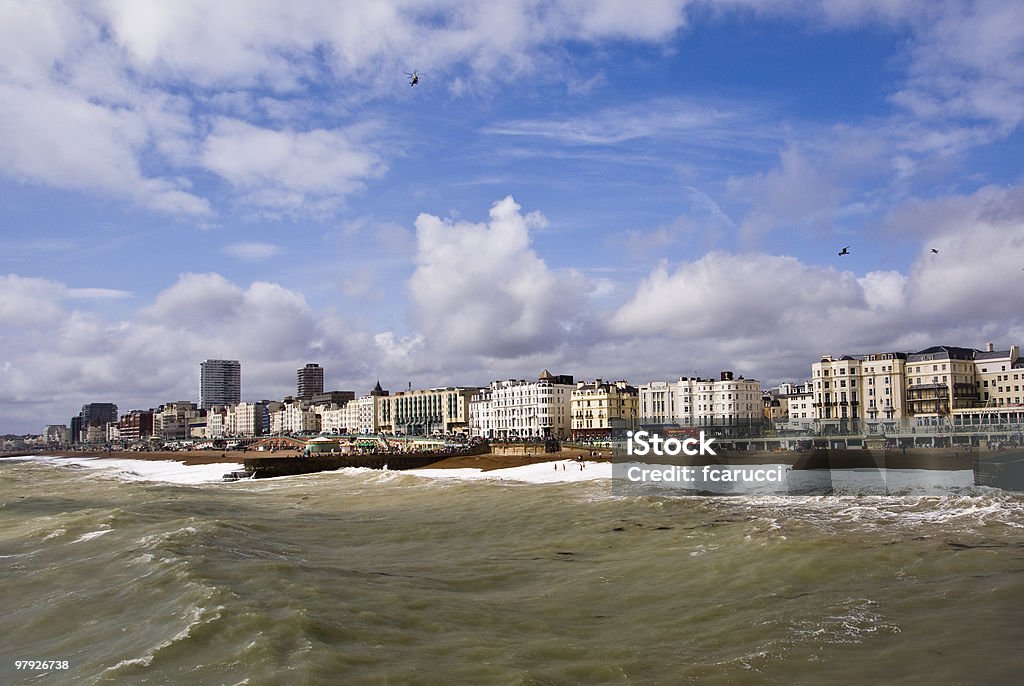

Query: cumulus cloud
0;81;210;215
0;272;371;432
610;253;869;341
0;274;67;328
408;196;589;358
606;181;1024;383
5;181;1024;433
200;118;386;212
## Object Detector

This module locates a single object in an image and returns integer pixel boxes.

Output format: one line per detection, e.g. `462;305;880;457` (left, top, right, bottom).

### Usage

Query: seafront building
571;379;638;439
380;386;479;435
200;359;241;409
468;371;575;439
43;424;70;445
812;343;1023;431
296;363;324;400
70;403;119;443
812;352;911;431
316;382;388;434
276;399;320;435
205;406;228;438
974;344;1024;407
155;401;201;440
38;342;1024;445
229;401;269;437
118;410;154;442
905;346;979;416
639;372;763;430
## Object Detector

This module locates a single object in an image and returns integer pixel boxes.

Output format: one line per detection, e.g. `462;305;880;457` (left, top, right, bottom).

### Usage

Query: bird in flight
405;71;421;86
930;248;939;254
838;246;850;256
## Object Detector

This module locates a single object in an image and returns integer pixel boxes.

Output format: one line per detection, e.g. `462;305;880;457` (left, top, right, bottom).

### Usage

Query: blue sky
2;0;1024;433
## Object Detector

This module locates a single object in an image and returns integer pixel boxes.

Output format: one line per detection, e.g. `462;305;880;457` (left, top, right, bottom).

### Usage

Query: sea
2;455;1024;685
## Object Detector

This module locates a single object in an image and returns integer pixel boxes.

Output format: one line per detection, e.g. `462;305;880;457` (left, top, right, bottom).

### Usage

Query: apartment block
571;379;638;438
639;372;763;428
200;359;241;409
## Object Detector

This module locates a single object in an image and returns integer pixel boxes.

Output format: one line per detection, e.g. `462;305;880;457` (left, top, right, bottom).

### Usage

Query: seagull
930;248;939;254
838;246;850;256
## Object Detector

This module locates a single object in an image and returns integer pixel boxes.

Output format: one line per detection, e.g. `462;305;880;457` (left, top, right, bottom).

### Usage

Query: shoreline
5;448;608;472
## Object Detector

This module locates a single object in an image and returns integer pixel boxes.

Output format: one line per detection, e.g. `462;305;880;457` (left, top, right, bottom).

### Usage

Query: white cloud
607;181;1024;381
486;98;762;146
1;0;699;198
6;182;1024;433
0;82;210;215
0;274;67;328
3;0;1019;225
609;252;865;341
0;271;373;432
891;0;1024;132
408;195;589;358
200;118;386;211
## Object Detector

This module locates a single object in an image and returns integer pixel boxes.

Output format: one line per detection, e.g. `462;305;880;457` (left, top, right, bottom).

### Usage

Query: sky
3;0;1024;434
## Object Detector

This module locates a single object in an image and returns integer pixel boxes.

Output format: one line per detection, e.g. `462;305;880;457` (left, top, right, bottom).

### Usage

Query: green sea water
2;458;1023;685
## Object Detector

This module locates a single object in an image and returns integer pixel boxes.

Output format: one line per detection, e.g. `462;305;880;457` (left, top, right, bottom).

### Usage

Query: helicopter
405;71;422;86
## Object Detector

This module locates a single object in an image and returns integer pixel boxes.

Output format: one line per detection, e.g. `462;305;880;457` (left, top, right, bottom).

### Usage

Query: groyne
242;443;489;478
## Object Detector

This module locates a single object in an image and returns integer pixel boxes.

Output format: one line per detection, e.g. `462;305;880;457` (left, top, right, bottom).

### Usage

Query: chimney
721;371;734;381
987;342;994;352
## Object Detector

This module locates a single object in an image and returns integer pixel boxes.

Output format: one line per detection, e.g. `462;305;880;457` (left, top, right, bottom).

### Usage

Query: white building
43;424;70;444
381;386;479;435
281;400;320;434
639;372;763;428
206;406;228;439
786;391;815;428
973;343;1022;408
469;387;493;437
469;371;574;439
229;401;273;437
317;399;359;434
155;401;201;440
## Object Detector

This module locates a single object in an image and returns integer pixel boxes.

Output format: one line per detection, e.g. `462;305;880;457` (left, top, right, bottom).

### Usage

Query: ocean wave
99;602;226;677
7;455;243;485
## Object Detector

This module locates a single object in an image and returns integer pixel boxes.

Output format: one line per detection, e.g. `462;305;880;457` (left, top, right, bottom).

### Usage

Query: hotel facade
379;387;478;435
571;379;638;438
468;371;575;439
638;372;764;429
812;343;1023;430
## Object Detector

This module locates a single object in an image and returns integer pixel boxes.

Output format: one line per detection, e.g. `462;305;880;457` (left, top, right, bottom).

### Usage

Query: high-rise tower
200;359;241;409
297;363;324;400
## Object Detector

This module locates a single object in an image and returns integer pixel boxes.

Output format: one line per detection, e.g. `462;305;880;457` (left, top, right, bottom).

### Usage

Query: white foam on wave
409;460;611;484
10;454;242;484
73;528;111;543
